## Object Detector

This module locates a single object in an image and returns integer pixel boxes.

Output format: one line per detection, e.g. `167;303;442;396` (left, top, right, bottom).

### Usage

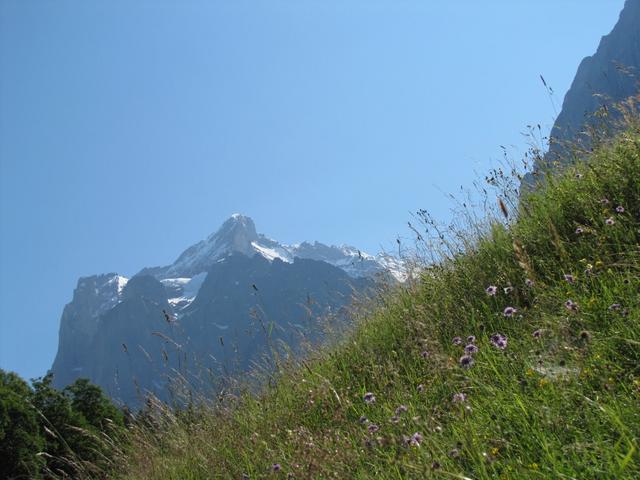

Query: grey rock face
50;273;127;388
82;275;176;406
524;0;639;187
50;216;384;407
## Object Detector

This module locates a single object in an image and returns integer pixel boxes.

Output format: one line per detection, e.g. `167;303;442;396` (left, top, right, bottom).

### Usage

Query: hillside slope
122;124;640;479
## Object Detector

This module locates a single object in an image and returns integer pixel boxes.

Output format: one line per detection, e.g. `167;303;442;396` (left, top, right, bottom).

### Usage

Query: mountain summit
162;214;260;278
139;214;405;284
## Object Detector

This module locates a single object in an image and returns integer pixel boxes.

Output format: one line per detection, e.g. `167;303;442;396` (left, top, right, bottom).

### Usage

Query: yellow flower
526;368;534;377
529;463;539;470
491;447;500;456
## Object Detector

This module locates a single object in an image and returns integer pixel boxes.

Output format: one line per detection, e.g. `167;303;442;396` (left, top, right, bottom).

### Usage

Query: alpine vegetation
119;121;640;479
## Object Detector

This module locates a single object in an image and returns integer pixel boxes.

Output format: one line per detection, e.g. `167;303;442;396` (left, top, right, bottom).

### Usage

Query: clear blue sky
0;0;625;380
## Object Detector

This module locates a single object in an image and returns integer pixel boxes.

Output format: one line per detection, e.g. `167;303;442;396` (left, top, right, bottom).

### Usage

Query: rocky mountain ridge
525;0;639;186
139;214;405;282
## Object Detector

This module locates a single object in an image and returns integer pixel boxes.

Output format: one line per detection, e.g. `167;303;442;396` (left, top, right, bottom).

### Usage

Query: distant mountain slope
50;215;399;406
524;0;639;186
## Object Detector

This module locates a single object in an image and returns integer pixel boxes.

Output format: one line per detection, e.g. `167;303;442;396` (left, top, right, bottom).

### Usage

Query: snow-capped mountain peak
138;214;405;283
160;214;259;278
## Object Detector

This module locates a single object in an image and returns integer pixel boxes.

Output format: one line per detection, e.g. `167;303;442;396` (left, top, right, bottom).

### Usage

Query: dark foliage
0;369;126;479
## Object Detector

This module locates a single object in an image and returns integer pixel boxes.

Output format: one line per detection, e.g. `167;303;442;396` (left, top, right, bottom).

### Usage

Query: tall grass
119;120;640;479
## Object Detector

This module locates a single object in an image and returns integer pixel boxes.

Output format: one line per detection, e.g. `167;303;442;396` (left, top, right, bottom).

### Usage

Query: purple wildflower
503;306;517;317
395;405;408;415
448;448;461;458
564;299;578;312
272;464;282;473
563;274;575;284
504;286;514;294
486;285;498;296
600;198;610;205
420;350;430;359
359;415;368;424
605;217;615;225
532;329;543;339
490;333;508;350
367;424;380;434
452;392;467;403
525;278;535;287
608;303;621;311
363;392;376;404
464;344;479;354
575;173;583;179
390;415;400;424
459;354;475;369
467;335;476;344
452;336;463;346
416;384;425;393
431;461;441;470
409;432;423;447
616;205;625;213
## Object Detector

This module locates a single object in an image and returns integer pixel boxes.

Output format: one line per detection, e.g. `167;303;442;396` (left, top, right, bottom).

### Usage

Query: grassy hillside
123;123;640;479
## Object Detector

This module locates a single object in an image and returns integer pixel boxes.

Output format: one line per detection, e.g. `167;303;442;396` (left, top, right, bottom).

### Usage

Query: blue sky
0;0;625;380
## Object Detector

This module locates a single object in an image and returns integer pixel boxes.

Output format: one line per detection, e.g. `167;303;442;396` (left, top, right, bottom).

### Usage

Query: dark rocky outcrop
524;0;639;188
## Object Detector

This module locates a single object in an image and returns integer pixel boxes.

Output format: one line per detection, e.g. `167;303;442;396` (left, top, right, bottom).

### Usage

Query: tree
0;369;45;479
31;373;90;477
64;378;125;432
0;370;127;478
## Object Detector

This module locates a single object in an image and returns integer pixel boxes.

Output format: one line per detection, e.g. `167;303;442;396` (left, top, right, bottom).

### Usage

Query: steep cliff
525;0;639;186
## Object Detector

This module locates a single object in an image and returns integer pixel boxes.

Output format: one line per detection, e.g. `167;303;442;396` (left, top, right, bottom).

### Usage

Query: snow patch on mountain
161;272;207;310
73;273;130;322
251;240;293;263
114;275;129;294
